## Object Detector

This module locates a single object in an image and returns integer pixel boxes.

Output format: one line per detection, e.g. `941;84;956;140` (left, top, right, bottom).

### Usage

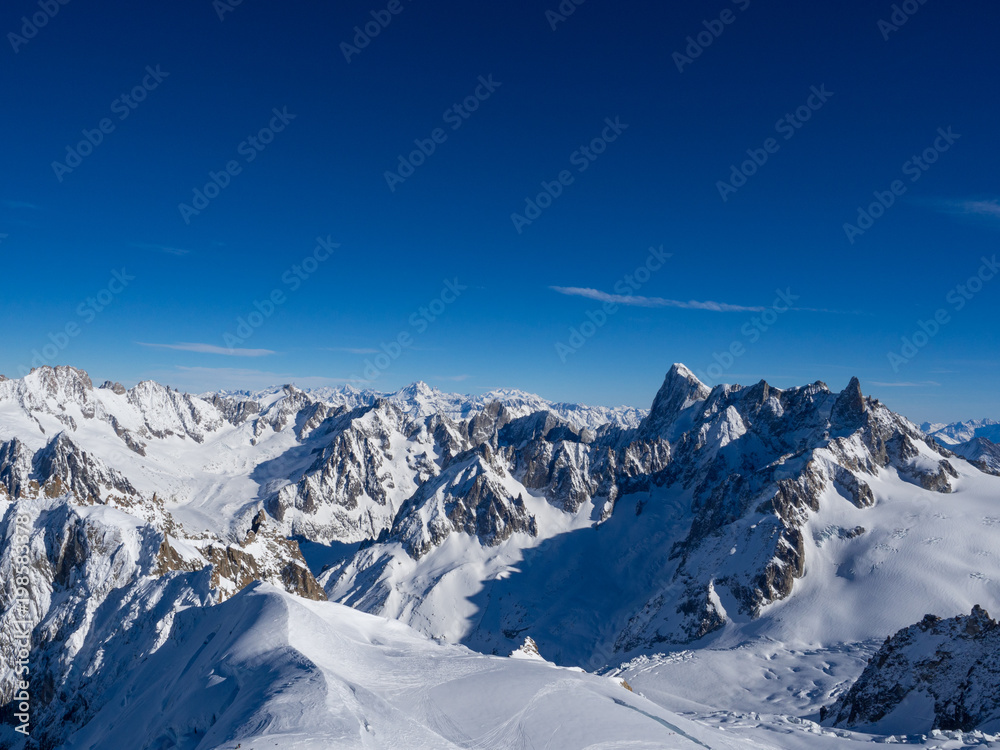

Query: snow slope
60;583;765;750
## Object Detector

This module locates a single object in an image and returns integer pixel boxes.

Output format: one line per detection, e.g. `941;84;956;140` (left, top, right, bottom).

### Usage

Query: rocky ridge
823;606;1000;732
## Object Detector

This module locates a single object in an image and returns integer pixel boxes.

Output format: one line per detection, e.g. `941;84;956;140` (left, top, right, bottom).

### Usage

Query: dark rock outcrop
823;606;1000;732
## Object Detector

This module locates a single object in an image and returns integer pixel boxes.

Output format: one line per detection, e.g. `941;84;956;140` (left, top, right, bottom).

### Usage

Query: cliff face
823;606;1000;733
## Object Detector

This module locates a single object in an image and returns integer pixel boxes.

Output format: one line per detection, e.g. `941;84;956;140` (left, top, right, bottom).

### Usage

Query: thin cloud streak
138;342;275;357
932;198;1000;223
952;199;1000;217
134;243;191;256
550;286;765;312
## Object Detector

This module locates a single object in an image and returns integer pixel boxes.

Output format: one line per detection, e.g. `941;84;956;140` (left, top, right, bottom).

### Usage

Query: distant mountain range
923;419;1000;473
208;379;647;431
922;418;1000;446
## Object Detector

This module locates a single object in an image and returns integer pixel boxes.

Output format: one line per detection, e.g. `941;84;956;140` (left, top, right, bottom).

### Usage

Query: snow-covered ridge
923;418;1000;446
207;379;647;430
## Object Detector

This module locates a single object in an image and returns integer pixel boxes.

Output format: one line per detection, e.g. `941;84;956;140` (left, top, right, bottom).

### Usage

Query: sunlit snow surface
61;584;755;750
53;583;999;749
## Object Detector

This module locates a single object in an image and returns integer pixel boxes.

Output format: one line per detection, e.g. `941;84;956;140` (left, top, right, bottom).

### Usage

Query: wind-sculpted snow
48;583;765;750
0;494;325;748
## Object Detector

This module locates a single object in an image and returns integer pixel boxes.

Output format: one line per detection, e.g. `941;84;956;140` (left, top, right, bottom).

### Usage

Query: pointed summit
395;381;437;401
830;376;866;431
640;364;711;437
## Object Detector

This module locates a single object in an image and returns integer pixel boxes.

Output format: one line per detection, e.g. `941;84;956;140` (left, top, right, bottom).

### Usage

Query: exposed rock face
823;606;1000;732
0;366;229;455
33;433;138;503
0;497;214;749
509;636;544;660
830;376;866;432
99;380;127;395
638;363;712;439
392;445;538;559
0;494;325;748
0;438;34;499
268;400;458;543
126;379;223;443
610;372;956;648
206;392;260;426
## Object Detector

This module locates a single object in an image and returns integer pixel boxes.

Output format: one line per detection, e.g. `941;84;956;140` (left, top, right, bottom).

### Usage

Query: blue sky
1;0;998;423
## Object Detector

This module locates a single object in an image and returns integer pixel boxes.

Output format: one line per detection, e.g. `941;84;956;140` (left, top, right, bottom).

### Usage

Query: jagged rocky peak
639;364;711;437
126;378;224;441
259;383;321;433
99;380;127;395
391;446;537;559
0;438;35;499
498;410;585;446
207;392;261;426
823;606;1000;733
613;372;966;648
509;636;545;661
830;376;867;431
7;365;99;419
466;400;512;445
29;364;94;393
33;432;138;502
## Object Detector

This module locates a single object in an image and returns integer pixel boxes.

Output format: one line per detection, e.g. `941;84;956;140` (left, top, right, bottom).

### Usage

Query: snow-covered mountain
2;364;1000;748
923;419;1000;474
823;606;1000;734
949;436;1000;474
923;418;1000;446
209;379;647;431
320;368;1000;663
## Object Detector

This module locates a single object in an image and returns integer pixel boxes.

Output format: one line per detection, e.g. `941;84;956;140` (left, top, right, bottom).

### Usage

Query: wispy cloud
2;200;39;210
433;374;470;382
550;286;765;312
325;347;380;354
133;243;191;256
138;342;275;357
933;198;1000;223
869;380;941;387
953;199;1000;218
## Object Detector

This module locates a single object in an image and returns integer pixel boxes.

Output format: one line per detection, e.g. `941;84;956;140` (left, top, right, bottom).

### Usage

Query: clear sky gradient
1;0;998;423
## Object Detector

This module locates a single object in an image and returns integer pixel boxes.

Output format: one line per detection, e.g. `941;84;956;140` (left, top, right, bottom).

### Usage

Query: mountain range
1;365;999;748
